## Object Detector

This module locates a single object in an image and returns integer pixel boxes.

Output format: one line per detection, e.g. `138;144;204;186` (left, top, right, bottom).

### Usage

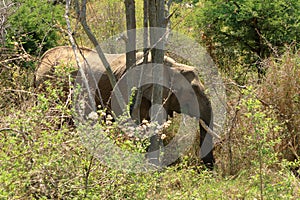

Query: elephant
35;46;215;169
35;46;124;110
107;54;214;169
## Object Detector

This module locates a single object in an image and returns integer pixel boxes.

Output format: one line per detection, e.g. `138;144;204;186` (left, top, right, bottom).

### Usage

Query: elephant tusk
199;119;221;140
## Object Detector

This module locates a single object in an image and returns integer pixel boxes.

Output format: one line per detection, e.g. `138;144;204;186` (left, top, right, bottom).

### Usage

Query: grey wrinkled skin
35;46;214;169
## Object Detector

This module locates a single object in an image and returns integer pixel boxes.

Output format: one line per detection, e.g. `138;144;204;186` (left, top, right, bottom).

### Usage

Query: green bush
1;57;299;199
7;0;65;56
186;0;300;79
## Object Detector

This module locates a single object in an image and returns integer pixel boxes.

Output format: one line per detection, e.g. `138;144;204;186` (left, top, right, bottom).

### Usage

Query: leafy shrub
217;86;282;173
215;47;299;188
6;0;65;56
0;57;35;113
185;0;300;79
1;49;299;200
258;49;300;163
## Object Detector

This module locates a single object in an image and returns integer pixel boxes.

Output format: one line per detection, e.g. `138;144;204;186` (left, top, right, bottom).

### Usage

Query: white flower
106;114;113;121
106;120;113;125
148;122;156;128
161;134;167;140
87;111;98;120
137;126;144;132
142;119;149;124
100;111;106;117
156;125;162;130
128;126;135;132
142;124;147;130
127;132;134;137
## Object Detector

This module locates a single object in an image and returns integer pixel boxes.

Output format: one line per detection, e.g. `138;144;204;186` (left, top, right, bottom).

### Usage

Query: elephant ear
163;56;198;83
182;70;197;83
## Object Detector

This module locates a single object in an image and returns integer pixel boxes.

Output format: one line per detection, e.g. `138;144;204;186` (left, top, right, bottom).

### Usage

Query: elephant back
34;46;95;89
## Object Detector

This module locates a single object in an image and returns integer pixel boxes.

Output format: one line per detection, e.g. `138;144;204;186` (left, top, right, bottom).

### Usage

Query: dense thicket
184;0;300;80
171;0;300;83
0;0;299;199
5;0;65;56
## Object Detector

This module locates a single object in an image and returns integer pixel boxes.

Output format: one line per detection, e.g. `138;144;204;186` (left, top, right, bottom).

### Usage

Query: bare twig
75;0;116;86
0;127;14;132
199;118;220;140
65;0;95;112
83;155;94;198
255;28;279;58
0;53;32;64
289;142;300;160
226;94;242;175
2;89;37;96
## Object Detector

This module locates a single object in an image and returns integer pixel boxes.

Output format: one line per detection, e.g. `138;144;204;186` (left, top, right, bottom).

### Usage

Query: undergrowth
1;50;299;199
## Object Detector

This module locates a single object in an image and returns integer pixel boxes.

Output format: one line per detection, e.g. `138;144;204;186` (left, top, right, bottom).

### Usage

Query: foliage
74;0;125;49
1;49;299;199
1;1;300;199
241;87;282;199
187;0;300;78
0;52;35;112
1;83;299;199
6;0;66;56
257;49;300;163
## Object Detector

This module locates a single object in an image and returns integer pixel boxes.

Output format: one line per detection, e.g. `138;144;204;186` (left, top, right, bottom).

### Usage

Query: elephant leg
200;125;215;170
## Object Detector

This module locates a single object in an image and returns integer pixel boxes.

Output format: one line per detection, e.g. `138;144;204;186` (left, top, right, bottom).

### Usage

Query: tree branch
65;0;95;111
199;118;221;140
75;0;117;87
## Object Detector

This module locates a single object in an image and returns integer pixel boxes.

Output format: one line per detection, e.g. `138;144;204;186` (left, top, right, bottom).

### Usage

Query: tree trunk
149;0;166;64
124;0;136;70
148;0;166;122
147;0;166;167
143;0;149;64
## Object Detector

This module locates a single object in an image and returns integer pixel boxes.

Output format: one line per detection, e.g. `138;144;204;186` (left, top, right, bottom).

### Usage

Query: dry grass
258;50;300;162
